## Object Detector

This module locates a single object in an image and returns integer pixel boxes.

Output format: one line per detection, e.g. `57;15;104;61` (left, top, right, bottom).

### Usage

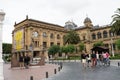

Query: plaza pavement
3;60;120;80
44;60;120;80
3;63;59;80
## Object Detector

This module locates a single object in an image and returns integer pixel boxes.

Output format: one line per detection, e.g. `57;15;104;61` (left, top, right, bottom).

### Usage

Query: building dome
64;20;77;30
84;17;92;23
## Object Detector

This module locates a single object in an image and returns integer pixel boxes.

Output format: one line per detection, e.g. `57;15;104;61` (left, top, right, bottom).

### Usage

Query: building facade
12;16;120;66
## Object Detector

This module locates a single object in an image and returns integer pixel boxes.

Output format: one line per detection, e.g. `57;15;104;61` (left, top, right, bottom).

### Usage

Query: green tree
111;8;120;34
61;46;69;54
61;45;75;55
48;45;60;56
2;43;12;54
93;41;104;47
115;39;120;50
79;42;85;52
67;44;75;54
63;30;80;45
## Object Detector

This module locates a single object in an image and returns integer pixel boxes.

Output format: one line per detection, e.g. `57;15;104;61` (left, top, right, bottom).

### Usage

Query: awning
91;46;109;52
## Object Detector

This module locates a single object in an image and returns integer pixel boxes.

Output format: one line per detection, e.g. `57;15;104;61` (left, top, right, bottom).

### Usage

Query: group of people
19;54;30;69
81;51;110;68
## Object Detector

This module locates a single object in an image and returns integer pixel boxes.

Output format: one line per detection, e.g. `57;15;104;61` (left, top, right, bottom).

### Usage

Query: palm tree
111;8;120;34
63;30;80;45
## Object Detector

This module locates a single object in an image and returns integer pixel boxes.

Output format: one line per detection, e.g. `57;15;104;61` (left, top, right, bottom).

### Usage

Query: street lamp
111;32;115;57
29;37;34;62
0;9;5;80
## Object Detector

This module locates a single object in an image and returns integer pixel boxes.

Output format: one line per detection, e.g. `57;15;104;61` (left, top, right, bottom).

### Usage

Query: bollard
58;67;60;71
30;76;33;80
60;62;63;69
118;62;120;66
54;69;57;74
58;62;60;65
46;72;48;78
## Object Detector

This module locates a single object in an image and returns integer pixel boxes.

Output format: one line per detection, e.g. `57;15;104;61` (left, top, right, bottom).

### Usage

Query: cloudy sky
0;0;120;43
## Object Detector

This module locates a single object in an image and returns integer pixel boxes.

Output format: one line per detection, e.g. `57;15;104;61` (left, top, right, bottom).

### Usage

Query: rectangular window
83;36;86;40
50;42;54;46
57;43;60;46
43;42;47;48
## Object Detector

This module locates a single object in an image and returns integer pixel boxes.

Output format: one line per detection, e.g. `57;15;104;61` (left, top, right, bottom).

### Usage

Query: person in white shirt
96;52;100;66
86;53;91;67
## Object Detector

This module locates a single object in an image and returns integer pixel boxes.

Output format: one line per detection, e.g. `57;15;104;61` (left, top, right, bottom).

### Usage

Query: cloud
47;0;90;15
1;0;120;43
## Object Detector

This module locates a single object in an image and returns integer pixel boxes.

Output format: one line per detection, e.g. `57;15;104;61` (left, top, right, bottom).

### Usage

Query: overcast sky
0;0;120;43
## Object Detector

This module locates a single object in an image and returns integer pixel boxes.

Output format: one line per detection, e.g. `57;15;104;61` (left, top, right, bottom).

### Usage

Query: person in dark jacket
19;54;24;69
24;54;30;69
91;51;97;67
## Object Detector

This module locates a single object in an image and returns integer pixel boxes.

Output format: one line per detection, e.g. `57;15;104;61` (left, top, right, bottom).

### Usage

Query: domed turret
84;17;92;23
64;20;77;30
83;17;93;27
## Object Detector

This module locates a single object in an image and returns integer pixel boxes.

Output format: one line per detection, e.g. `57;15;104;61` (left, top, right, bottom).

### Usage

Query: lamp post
0;9;5;80
111;32;115;57
29;37;34;62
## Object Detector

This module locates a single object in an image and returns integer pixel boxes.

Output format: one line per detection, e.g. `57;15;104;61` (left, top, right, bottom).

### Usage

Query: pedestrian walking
81;51;87;68
105;52;110;66
24;54;30;69
86;53;91;67
19;54;24;69
91;51;97;67
102;52;107;66
96;51;100;66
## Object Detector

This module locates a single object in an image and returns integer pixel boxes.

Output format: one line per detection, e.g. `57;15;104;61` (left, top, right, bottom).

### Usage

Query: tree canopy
63;30;80;45
111;8;120;34
67;44;75;54
79;42;85;52
48;45;60;55
93;41;104;47
2;43;12;54
115;39;120;50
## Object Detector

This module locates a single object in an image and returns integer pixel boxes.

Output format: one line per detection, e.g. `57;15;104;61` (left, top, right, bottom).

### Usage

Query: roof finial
71;19;73;22
14;21;16;25
26;15;28;19
86;14;88;17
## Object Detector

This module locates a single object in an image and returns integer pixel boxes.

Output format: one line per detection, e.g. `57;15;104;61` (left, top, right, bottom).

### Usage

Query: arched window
57;34;60;39
109;30;115;37
43;32;47;37
109;30;112;37
103;31;108;38
50;33;54;39
97;32;102;39
92;33;96;40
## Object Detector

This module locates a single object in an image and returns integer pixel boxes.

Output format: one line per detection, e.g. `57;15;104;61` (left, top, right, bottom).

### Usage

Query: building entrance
33;51;40;57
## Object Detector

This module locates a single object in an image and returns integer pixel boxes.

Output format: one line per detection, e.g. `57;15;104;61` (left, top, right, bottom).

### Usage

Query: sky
0;0;120;43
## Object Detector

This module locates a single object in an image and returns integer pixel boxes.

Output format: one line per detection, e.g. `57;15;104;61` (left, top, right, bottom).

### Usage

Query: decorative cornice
91;26;111;31
14;18;68;33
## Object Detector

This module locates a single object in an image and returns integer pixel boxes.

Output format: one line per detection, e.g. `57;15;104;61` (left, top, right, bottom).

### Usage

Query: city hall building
12;16;120;66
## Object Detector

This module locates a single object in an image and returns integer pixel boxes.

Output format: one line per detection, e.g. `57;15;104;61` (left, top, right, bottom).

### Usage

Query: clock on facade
32;31;39;37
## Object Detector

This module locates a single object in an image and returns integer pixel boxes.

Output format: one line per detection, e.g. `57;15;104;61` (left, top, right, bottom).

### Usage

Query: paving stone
45;61;120;80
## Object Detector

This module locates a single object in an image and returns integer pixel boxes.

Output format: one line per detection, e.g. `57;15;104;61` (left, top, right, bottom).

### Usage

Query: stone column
0;9;5;80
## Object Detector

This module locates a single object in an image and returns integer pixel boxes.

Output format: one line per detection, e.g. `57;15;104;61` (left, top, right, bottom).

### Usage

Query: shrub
110;54;120;59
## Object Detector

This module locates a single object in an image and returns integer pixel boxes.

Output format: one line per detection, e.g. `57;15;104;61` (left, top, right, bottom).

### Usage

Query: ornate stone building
12;16;120;66
12;16;67;67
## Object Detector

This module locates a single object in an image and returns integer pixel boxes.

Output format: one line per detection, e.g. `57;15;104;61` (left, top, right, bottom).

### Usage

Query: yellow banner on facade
14;29;24;50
